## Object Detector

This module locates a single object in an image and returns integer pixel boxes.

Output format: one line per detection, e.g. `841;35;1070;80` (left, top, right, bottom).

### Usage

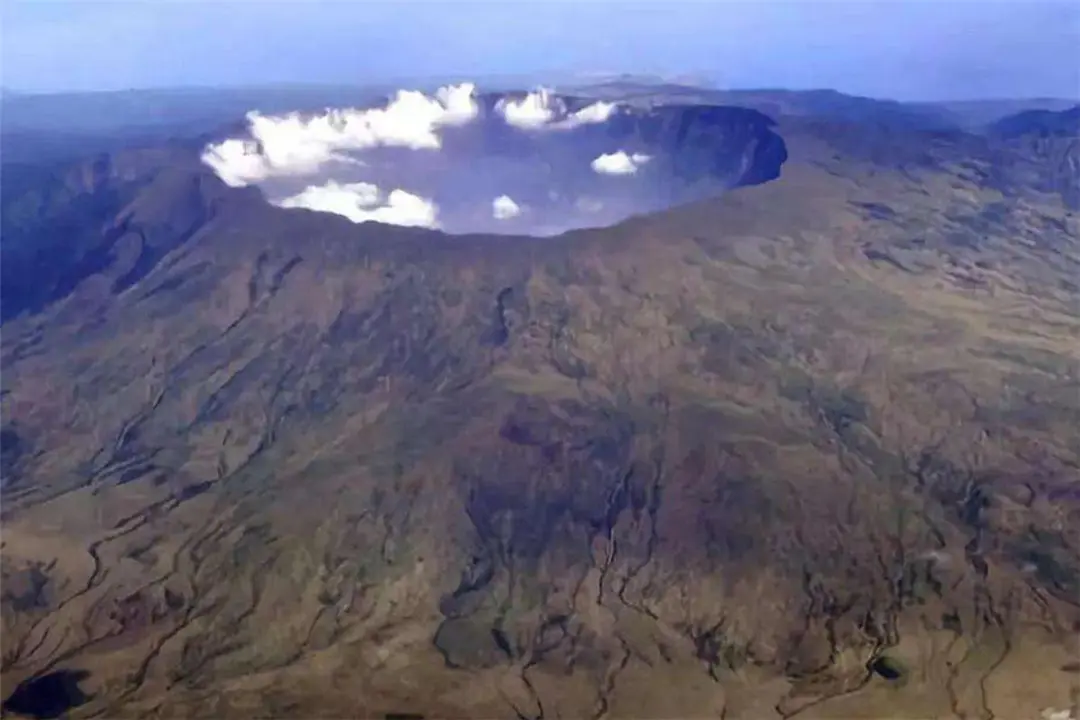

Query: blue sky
3;0;1078;100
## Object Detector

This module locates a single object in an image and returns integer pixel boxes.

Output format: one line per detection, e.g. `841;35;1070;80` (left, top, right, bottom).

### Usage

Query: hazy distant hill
989;104;1080;138
925;97;1080;128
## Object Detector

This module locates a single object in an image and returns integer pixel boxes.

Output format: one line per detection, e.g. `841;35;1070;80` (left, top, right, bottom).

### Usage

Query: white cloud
201;138;275;188
276;180;438;228
496;87;564;129
202;83;479;186
433;83;483;125
554;101;618;129
591;151;651;175
492;195;522;220
496;88;619;131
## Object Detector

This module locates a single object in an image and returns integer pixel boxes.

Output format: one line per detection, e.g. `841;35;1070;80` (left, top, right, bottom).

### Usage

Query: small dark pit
491;627;513;657
870;655;905;681
2;669;91;719
0;427;21;454
854;201;896;220
175;480;213;501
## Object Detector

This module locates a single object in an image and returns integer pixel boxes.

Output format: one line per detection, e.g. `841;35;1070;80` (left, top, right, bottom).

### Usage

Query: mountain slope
2;108;1079;719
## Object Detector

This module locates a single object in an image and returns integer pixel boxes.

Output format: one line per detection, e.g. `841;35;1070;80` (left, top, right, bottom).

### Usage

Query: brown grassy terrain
2;112;1079;719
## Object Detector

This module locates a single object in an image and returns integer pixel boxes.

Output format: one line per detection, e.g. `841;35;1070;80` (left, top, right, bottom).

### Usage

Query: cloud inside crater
277;180;438;228
202;83;479;186
591;151;652;175
495;87;617;130
492;195;522;220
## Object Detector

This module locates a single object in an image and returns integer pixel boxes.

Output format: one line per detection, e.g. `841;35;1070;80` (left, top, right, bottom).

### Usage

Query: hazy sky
3;0;1078;100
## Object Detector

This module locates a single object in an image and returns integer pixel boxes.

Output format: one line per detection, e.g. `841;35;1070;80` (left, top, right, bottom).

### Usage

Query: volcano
2;82;1079;719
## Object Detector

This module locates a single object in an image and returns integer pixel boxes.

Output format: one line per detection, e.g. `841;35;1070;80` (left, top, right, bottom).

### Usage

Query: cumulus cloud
276;180;438;228
496;87;618;130
556;100;618;128
202;83;479;186
591;151;651;175
496;87;564;129
202;139;276;188
492;195;522;220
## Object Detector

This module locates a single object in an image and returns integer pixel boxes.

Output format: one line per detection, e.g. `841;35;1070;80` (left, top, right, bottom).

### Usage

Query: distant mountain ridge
989;104;1080;138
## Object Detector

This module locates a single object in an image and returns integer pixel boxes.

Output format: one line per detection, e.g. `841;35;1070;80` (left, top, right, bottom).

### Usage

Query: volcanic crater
202;85;788;235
